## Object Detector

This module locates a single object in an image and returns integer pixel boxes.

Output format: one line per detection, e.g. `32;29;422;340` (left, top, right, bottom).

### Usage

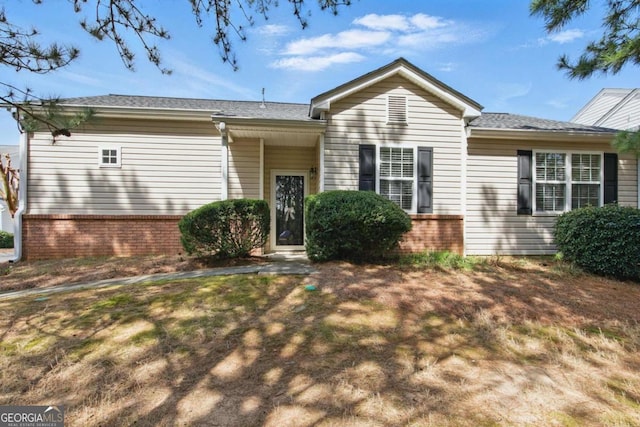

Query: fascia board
468;127;615;143
213;117;326;130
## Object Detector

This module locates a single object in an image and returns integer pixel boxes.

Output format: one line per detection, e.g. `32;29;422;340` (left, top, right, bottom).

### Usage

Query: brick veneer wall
22;213;464;260
22;214;184;260
398;214;464;255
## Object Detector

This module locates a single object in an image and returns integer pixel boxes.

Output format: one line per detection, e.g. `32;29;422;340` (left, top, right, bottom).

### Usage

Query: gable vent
388;95;407;123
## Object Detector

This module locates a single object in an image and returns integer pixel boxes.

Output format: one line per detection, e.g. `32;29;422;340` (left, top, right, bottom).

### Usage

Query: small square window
99;147;121;168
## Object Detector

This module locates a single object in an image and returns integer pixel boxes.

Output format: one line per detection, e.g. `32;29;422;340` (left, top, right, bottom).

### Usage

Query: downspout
11;129;28;262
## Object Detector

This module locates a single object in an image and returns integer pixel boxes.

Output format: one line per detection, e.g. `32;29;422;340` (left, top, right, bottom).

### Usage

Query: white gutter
11;130;27;262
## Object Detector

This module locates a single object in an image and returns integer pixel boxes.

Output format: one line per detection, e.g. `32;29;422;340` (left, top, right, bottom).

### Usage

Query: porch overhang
211;117;326;146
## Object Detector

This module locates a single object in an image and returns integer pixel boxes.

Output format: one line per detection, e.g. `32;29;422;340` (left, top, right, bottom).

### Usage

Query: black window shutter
417;147;433;213
603;153;618;204
517;150;532;215
358;144;376;191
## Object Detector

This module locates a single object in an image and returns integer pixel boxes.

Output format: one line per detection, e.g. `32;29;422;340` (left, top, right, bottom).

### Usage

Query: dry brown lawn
1;254;640;426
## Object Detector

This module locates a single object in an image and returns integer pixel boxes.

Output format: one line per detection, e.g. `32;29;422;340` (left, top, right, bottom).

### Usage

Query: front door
271;170;308;251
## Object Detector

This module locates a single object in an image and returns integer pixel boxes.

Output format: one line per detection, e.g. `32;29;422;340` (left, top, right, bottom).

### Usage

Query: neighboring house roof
571;88;640;130
309;57;483;120
60;94;312;121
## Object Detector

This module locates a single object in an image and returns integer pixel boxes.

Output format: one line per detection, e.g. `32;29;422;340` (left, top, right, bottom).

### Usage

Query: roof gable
309;58;483;120
571;88;636;127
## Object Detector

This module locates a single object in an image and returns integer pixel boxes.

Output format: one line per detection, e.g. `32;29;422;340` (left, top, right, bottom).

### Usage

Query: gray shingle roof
469;113;617;133
60;94;312;121
59;95;618;134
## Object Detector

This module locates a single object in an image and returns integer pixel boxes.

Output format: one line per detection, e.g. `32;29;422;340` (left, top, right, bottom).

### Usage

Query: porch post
260;138;265;199
319;133;325;192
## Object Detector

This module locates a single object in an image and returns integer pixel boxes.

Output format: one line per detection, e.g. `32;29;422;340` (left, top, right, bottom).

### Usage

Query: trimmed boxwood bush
554;204;640;281
179;199;269;258
0;231;13;249
305;190;412;262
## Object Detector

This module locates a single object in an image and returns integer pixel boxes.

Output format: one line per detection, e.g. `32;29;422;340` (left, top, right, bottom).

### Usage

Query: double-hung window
534;151;601;213
359;144;433;214
379;147;414;211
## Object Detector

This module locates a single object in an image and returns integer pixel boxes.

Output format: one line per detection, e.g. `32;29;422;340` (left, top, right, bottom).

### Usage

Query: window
380;147;414;210
358;144;433;214
571;154;600;209
533;152;601;213
99;146;121;168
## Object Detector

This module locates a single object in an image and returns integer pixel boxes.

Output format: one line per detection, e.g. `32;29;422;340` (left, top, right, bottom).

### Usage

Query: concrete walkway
0;261;317;301
0;249;14;264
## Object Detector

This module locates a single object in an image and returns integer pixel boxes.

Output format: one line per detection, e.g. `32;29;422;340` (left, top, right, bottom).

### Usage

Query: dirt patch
313;260;640;326
1;256;639;426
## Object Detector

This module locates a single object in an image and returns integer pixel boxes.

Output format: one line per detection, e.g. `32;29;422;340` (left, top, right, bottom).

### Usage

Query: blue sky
1;0;638;146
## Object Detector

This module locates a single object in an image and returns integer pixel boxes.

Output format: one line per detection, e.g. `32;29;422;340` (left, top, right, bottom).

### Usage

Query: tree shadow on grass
1;265;640;426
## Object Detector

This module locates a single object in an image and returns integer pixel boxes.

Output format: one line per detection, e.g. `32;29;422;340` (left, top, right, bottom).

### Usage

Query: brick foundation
21;213;464;260
22;214;184;260
398;214;464;255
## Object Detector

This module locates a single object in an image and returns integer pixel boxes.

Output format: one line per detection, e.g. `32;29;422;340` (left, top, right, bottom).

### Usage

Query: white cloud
531;28;585;47
438;62;456;72
353;14;411;31
547;29;584;44
283;29;390;56
353;13;448;32
271;13;490;72
270;52;365;71
398;28;460;48
410;13;449;30
256;24;290;37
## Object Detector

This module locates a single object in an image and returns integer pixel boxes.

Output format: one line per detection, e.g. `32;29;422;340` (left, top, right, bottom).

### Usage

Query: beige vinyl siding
28;118;221;215
229;138;261;199
466;139;638;255
323;74;465;214
263;145;317;205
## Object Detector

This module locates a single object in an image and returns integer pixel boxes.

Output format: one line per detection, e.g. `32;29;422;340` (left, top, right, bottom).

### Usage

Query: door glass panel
275;175;304;246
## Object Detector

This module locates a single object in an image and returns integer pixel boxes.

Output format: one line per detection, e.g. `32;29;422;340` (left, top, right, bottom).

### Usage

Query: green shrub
0;231;13;249
554;204;640;281
179;199;270;258
305;190;412;262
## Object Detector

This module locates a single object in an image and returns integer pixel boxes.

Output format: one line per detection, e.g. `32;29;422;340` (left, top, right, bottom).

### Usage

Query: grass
1;258;640;426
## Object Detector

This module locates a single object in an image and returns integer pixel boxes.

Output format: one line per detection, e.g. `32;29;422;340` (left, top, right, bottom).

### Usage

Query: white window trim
98;146;122;168
386;95;408;125
376;144;418;213
532;150;603;215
